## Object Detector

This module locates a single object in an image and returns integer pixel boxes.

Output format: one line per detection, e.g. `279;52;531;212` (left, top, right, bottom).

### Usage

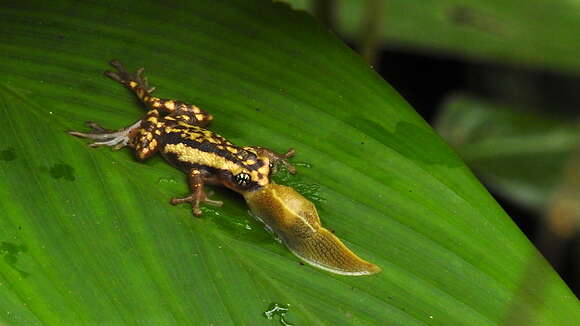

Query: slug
243;184;381;276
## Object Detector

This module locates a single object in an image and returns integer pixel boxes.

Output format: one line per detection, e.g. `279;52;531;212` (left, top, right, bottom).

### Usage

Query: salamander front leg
254;147;297;174
170;169;223;216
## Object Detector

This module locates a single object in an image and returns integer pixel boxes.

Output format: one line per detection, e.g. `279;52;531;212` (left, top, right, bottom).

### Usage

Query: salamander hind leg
69;109;163;160
106;60;157;94
171;169;223;216
69;120;142;149
130;110;164;160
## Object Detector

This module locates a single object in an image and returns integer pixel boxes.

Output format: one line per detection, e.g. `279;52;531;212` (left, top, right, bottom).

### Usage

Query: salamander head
221;156;272;193
224;147;296;194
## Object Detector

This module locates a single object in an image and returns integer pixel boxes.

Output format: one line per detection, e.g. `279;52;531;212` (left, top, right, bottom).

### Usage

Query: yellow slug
243;184;381;276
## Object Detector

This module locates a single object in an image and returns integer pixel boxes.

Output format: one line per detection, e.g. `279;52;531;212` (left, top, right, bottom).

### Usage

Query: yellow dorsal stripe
164;143;245;175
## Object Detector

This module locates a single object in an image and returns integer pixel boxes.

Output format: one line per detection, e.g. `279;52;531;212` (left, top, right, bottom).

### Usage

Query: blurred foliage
435;95;580;213
284;0;580;74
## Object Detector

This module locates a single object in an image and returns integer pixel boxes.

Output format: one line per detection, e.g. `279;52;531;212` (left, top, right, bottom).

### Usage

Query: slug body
244;184;381;275
70;61;380;276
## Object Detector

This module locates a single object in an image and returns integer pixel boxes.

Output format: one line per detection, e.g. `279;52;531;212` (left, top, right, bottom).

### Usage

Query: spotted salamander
70;60;295;216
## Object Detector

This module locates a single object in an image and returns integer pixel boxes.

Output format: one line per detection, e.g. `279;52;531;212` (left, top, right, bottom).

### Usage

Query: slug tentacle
243;184;380;276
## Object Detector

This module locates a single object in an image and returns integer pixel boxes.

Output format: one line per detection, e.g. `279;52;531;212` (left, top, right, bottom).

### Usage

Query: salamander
70;60;295;216
70;61;380;276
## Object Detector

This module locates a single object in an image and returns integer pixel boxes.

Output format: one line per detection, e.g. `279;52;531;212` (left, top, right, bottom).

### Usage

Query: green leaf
434;94;580;211
284;0;580;74
0;1;578;325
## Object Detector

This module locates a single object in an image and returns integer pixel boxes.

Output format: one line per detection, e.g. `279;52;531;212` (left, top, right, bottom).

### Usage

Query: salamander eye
234;172;251;186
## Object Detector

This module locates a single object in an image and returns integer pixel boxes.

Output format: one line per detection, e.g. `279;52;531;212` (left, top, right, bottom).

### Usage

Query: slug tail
286;227;381;276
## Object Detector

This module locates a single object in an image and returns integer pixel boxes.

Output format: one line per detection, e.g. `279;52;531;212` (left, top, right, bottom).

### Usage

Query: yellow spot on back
164;101;175;110
244;147;258;156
